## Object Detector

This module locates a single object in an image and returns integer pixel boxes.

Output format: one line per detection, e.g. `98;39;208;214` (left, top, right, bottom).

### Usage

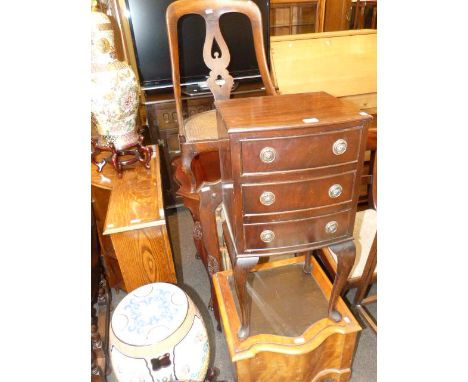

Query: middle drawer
242;171;356;215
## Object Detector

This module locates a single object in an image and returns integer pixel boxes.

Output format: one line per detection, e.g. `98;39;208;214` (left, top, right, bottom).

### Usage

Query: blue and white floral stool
109;283;210;382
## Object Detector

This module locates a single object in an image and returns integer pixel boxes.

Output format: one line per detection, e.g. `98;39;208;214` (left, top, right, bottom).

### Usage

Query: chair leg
180;195;220;322
181;146;198;192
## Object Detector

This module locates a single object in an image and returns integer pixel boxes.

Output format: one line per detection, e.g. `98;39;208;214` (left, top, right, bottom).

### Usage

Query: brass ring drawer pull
260;230;275;243
259;191;276;206
325;221;338;234
259;147;277;163
328;184;343;198
332;139;348;155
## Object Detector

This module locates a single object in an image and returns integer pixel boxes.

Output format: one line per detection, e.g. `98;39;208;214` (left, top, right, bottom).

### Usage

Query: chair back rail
166;0;277;139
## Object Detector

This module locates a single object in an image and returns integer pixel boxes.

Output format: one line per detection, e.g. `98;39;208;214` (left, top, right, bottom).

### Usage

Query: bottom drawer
243;210;352;250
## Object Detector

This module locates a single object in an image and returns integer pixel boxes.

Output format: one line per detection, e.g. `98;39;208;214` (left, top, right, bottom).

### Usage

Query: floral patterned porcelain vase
109;283;210;382
91;10;140;150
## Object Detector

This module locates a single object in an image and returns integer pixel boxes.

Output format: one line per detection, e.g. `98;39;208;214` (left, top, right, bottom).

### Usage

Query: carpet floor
107;207;376;382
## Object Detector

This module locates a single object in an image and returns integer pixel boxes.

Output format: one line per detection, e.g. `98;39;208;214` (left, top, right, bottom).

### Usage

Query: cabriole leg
328;240;356;322
233;256;259;339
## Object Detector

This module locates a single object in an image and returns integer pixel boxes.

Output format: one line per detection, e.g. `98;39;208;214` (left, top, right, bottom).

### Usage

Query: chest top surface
215;92;371;134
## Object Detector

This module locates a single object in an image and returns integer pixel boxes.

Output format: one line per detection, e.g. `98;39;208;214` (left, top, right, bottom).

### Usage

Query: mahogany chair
316;128;377;332
166;0;277;323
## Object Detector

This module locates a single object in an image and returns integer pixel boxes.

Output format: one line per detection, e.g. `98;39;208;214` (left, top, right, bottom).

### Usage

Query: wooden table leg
328;240;356;322
233;256;259;339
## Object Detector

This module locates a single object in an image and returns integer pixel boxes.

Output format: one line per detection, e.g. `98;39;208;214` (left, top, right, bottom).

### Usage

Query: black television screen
124;0;270;89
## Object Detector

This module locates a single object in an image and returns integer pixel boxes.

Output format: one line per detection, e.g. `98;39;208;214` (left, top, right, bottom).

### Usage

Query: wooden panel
323;0;352;31
243;209;352;250
270;6;290;28
238;334;354;382
270;29;376;98
341;93;377;111
91;185;124;289
110;225;177;292
147;102;178;131
91;186;117;258
242;171;356;214
241;128;362;174
103;148;165;235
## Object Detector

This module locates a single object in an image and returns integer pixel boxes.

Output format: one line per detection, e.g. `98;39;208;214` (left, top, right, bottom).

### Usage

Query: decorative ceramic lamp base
91;135;152;177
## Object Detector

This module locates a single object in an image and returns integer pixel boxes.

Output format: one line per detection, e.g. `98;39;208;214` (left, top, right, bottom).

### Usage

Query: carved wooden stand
91;135;152;177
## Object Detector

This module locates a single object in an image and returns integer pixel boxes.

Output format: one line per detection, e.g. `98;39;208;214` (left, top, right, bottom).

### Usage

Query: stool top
111;283;188;346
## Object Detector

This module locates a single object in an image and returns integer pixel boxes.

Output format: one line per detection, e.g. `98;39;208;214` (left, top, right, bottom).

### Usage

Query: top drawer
241;128;362;174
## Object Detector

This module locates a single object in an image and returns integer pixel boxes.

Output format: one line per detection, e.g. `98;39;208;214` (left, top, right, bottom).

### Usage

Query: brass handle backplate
259;147;277;163
260;191;276;206
328;184;343;198
260;230;275;243
332;139;348;155
325;221;338;234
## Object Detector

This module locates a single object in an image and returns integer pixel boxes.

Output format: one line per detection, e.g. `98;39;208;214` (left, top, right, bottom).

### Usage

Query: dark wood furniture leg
198;181;223;326
328;240;356;322
303;250;315;274
172;155;223;325
232;256;260;339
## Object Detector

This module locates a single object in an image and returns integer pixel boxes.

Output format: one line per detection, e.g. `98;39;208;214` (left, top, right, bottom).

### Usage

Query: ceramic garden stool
109;283;210;382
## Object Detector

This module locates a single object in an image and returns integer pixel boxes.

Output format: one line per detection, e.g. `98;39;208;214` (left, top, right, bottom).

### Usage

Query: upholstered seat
329;208;377;279
184;110;218;143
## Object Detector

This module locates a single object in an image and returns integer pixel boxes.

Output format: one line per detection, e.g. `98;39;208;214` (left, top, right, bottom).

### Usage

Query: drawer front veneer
241;128;362;174
243;210;352;250
242;171;356;214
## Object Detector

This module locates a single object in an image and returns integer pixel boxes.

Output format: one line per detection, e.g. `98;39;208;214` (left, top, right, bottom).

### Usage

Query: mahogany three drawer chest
215;92;372;338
